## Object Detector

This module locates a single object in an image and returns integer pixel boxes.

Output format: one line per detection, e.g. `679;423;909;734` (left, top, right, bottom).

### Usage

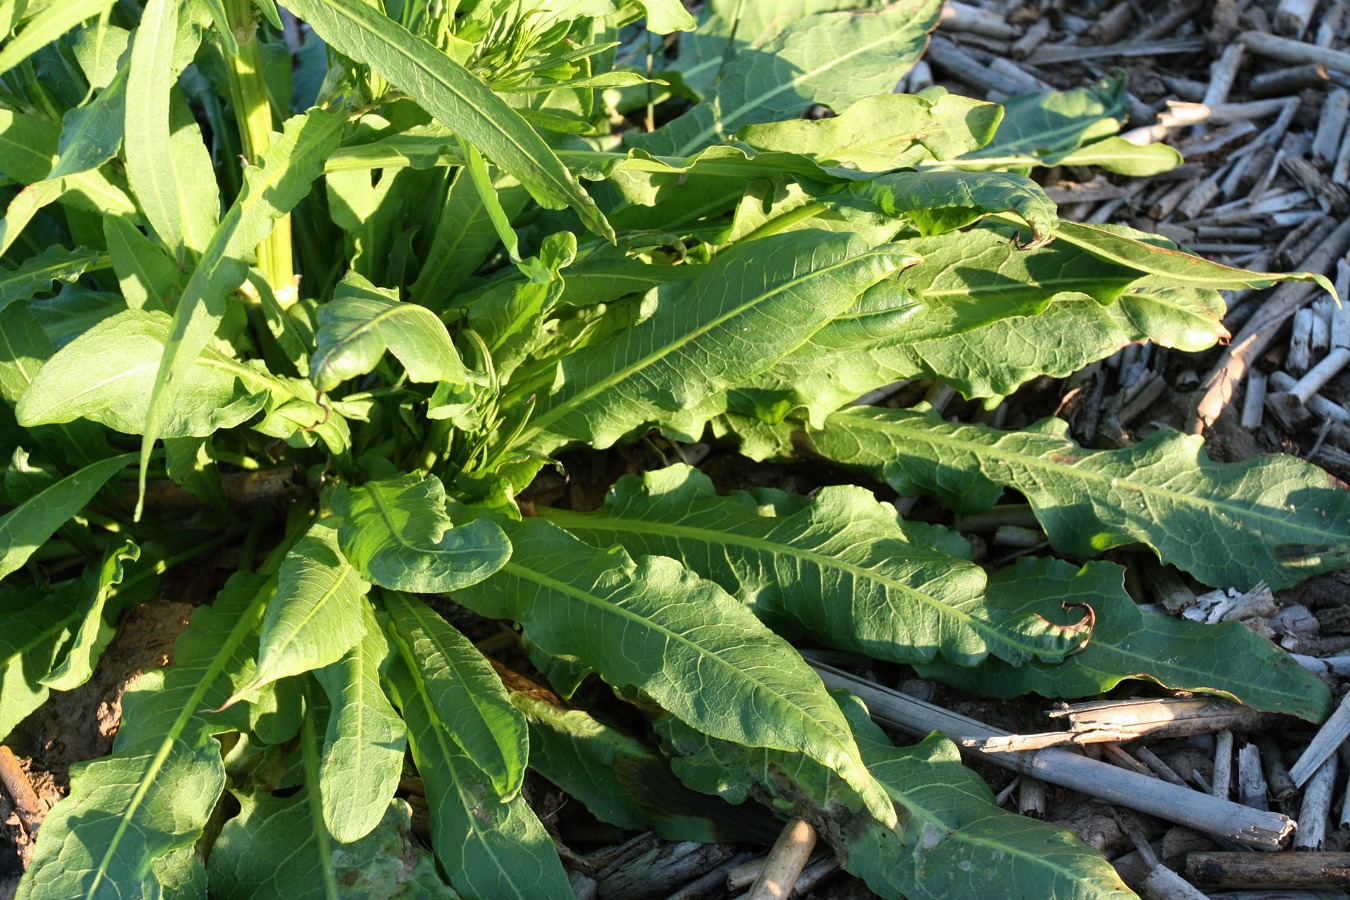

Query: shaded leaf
802;406;1350;590
0;0;115;77
453;517;897;827
0;453;133;583
0;245;101;313
40;539;138;690
0;584;82;741
915;557;1332;722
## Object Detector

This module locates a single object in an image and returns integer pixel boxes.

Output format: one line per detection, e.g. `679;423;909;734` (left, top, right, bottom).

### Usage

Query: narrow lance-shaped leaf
17;571;278;900
0;0;115;77
282;0;612;240
309;271;473;393
40;539;139;691
50;62;128;179
0;246;101;314
124;0;217;257
385;591;528;801
389;657;573;899
313;597;407;844
543;464;1089;668
137;107;344;517
0;453;134;584
843;170;1059;247
220;519;370;708
332;474;512;593
801;406;1350;591
913;557;1333;723
453;517;897;827
510;231;916;454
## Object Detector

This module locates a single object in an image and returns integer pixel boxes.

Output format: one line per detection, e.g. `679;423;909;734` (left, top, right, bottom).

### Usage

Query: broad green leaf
104;214;180;310
164;436;226;509
0;245;100;313
18;571;276;900
40;539;138;690
208;796;453;899
802;406;1350;590
313;598;407;844
0;452;133;583
1055;136;1182;177
509;231;915;454
224;520;369;705
17;309;269;438
736;90;1001;170
332;474;511;593
390;658;573;899
0;584;82;741
125;0;217;256
512;687;773;842
634;0;696;32
543;464;1088;667
845;170;1058;246
0;0;114;77
914;557;1333;722
643;0;942;157
845;705;1136;900
51;63;128;179
453;517;897;827
309;271;473;393
137;107;343;513
282;0;612;240
385;591;527;800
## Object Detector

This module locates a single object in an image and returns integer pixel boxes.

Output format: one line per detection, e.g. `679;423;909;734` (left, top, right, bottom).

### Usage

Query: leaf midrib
842;410;1341;544
542;508;1030;660
518;248;886;445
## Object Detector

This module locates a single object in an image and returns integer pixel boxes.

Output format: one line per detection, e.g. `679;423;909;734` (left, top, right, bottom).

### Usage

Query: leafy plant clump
1;0;1347;896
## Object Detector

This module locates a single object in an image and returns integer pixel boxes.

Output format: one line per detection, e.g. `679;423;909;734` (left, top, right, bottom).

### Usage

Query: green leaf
543;464;1088;667
512;686;772;842
960;75;1128;168
282;0;612;240
643;0;942;157
313;598;407;844
509;231;915;454
389;657;573;899
125;0;218;256
50;63;128;179
453;517;897;827
17;309;269;438
845;706;1137;900
633;0;696;33
0;452;133;583
801;406;1350;590
17;571;276;899
914;557;1333;722
208;795;454;899
104;214;180;311
736;90;1002;170
137;106;343;514
0;245;101;314
0;0;114;77
1054;220;1336;294
845;170;1058;246
310;271;473;393
224;520;369;706
385;591;527;801
332;474;512;593
0;584;82;741
40;538;138;690
1055;136;1182;177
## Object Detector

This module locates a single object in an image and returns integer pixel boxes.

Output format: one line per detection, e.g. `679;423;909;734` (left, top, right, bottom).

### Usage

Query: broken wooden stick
809;662;1295;849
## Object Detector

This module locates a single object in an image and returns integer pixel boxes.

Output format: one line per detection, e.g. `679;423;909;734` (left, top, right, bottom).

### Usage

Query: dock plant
1;0;1347;896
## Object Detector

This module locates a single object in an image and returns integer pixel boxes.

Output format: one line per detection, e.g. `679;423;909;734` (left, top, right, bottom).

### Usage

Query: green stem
221;0;295;304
